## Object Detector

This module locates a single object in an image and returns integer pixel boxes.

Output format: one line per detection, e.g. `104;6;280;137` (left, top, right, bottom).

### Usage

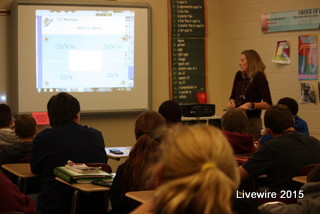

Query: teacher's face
239;54;248;72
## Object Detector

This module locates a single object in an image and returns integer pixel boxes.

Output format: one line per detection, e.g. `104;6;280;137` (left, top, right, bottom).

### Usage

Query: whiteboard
9;0;152;116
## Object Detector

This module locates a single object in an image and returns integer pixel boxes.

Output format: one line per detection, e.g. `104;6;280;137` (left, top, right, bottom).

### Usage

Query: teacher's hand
227;100;236;109
238;102;251;110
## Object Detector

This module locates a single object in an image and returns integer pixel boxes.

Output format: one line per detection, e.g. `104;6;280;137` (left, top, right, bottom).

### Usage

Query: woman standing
228;49;272;140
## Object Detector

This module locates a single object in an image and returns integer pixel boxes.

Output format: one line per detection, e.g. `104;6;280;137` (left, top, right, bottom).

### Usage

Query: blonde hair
154;124;240;214
241;49;266;81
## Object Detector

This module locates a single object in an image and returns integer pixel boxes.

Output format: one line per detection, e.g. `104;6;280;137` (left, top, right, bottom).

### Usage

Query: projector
180;104;215;117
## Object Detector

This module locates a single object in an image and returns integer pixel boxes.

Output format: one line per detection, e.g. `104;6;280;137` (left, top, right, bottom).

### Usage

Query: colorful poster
300;82;316;104
272;40;290;64
318;82;320;102
298;35;318;80
261;8;320;33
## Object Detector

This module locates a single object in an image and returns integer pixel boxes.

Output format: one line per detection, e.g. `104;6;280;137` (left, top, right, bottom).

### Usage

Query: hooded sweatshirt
223;130;256;154
294;115;309;136
0;141;33;163
259;182;320;214
0;129;19;146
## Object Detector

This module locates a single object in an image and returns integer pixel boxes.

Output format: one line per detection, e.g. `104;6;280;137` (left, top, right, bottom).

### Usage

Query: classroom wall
0;0;319;168
220;0;320;139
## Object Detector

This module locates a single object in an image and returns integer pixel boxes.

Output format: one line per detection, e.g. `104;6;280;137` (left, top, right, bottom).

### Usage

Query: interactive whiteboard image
11;2;151;114
36;10;135;92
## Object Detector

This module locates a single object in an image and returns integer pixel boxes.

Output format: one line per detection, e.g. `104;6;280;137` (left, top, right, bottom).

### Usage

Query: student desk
1;163;38;193
105;147;131;161
125;190;155;203
55;177;110;214
292;176;307;184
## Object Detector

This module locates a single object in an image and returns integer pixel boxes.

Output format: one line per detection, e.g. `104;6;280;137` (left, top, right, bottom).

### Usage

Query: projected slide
36;10;135;92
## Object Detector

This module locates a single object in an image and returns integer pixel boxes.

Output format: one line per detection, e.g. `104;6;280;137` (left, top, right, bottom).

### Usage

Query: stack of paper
54;165;113;184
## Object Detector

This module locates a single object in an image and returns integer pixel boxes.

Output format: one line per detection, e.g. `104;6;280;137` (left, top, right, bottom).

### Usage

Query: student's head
135;110;166;140
241;49;266;80
0;104;13;129
264;104;294;135
221;109;249;133
158;100;182;125
47;92;80;127
154;124;239;214
125;111;166;190
277;97;299;115
14;114;37;139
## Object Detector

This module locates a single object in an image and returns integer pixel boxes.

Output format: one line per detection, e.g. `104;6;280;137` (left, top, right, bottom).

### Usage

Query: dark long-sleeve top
0;141;33;181
230;71;272;118
109;162;141;214
31;122;107;214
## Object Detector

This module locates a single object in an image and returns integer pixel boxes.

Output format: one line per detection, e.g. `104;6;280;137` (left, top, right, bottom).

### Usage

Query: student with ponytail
133;124;240;214
109;111;166;214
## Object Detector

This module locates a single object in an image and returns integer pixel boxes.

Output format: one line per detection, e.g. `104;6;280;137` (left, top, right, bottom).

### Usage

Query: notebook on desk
54;166;113;184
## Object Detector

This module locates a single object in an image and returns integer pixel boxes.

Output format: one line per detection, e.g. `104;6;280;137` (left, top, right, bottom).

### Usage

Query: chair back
305;163;320;182
299;163;319;176
0;145;8;150
16;155;31;163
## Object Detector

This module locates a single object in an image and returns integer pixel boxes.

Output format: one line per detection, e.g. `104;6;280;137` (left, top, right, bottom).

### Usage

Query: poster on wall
318;82;320;102
300;82;316;104
298;35;318;80
261;8;320;33
271;40;290;64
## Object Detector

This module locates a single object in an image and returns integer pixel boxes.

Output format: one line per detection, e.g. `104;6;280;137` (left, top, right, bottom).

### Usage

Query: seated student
31;92;108;214
109;111;166;214
132;124;241;214
260;97;309;145
278;97;309;135
240;104;320;193
0;104;19;146
259;164;320;213
221;109;256;154
0;173;36;214
158;100;182;126
0;114;37;183
0;114;37;165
